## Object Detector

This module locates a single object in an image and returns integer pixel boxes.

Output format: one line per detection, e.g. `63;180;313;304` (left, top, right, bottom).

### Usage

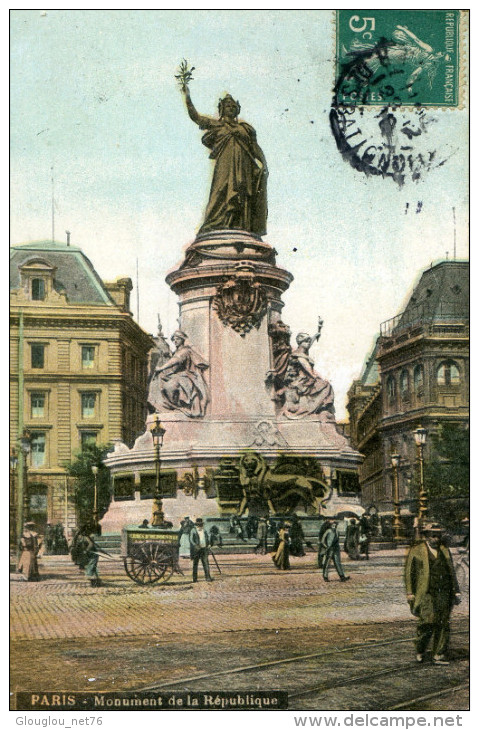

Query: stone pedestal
102;229;363;532
166;229;293;416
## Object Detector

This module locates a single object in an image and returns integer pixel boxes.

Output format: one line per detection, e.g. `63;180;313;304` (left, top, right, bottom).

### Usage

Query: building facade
10;240;153;537
347;260;469;529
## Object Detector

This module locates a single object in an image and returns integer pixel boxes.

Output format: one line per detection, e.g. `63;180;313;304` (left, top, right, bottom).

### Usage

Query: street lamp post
150;415;166;527
16;432;31;558
414;426;428;532
10;449;18;545
390;453;401;542
91;465;99;528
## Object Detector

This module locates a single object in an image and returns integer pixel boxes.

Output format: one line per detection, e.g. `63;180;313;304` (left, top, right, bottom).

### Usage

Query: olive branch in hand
175;59;195;91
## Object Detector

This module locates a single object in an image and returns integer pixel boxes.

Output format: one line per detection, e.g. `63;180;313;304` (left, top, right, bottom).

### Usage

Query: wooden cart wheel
123;542;174;585
123;542;163;585
153;546;175;583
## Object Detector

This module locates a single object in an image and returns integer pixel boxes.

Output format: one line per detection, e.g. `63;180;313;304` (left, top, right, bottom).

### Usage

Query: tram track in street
137;627;469;698
288;657;469;701
386;683;470;710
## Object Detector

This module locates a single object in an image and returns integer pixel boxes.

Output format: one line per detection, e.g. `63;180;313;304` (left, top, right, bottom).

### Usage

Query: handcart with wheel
121;525;184;585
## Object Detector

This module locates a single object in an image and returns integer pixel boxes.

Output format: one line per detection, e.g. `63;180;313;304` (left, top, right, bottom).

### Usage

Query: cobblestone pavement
10;549;469;642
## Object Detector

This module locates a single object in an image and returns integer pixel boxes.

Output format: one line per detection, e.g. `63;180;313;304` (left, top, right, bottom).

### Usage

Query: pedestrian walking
317;518;330;569
178;515;194;558
44;522;55;555
83;529;102;587
289;514;306;557
230;514;246;542
17;521;42;581
344;518;360;560
189;518;213;583
54;522;69;554
321;519;350;582
254;517;269;554
405;522;461;665
179;516;194;536
359;514;371;560
69;526;89;570
272;521;291;570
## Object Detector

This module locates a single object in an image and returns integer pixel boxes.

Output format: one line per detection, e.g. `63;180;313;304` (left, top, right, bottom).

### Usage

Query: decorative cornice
166;261;293;296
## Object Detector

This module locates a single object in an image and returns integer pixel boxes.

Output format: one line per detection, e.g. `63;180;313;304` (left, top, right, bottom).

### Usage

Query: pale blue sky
10;9;468;418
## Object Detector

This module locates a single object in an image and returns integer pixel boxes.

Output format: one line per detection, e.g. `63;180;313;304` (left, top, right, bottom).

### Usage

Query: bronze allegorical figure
177;60;268;236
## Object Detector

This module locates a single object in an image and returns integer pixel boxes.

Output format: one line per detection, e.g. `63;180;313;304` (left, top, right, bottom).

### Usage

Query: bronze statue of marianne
178;62;268;236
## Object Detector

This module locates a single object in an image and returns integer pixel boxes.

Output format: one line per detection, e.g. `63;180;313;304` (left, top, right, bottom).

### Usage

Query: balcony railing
380;301;469;338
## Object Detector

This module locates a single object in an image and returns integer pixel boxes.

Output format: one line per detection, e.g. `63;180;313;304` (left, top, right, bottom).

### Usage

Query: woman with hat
272;521;291;570
405;522;461;665
17;521;42;581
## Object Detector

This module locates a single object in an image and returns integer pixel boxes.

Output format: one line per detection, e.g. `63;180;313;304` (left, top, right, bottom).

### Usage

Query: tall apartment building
347;260;469;522
10;240;153;535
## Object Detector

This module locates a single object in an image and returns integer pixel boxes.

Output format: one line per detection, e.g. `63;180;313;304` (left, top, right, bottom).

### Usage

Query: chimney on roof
104;277;133;313
66;230;71;246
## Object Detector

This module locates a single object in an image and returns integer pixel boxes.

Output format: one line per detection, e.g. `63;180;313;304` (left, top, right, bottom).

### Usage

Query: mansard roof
379;260;469;337
397;260;469;329
10;240;115;305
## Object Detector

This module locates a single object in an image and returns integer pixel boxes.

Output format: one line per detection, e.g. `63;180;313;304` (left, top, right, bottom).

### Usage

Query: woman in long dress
182;85;268;236
344;518;361;560
17;521;41;581
272;522;291;570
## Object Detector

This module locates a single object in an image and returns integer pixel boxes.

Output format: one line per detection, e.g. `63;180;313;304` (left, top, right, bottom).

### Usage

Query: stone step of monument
96;534;122;551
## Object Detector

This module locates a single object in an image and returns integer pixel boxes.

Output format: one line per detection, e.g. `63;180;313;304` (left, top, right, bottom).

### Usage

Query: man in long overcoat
405;523;461;665
317;518;330;569
344;518;360;560
189;518;213;583
321;519;350;582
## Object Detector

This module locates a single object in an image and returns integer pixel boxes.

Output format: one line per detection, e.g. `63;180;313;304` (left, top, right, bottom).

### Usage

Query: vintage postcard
9;8;469;722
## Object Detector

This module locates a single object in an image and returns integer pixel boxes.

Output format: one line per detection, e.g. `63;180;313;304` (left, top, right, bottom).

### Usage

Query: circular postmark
330;37;457;186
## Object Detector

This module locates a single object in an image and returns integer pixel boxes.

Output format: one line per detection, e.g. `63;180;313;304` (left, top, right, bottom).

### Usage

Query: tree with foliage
65;444;112;526
423;423;469;529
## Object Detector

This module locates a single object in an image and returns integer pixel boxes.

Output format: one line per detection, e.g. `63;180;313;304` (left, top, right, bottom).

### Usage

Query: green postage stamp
335;10;463;107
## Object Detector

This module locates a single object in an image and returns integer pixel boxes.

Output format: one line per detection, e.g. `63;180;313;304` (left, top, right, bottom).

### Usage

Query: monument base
101;413;363;533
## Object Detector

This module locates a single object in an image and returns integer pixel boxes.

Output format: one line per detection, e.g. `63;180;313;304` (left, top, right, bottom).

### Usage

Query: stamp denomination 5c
335;10;463;107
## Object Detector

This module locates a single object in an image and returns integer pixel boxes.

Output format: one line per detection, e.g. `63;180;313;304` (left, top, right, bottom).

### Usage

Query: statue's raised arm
175;60;268;236
182;86;215;129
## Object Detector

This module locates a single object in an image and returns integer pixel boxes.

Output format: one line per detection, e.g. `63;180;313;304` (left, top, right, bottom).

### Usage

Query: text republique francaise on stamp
331;10;465;185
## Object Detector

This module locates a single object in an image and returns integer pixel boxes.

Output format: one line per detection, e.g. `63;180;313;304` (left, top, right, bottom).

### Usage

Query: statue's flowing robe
198;117;267;235
148;345;209;418
281;351;335;420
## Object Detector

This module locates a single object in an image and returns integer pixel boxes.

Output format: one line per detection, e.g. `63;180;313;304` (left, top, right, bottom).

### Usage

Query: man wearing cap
17;521;42;581
189;518;213;582
405;523;461;665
